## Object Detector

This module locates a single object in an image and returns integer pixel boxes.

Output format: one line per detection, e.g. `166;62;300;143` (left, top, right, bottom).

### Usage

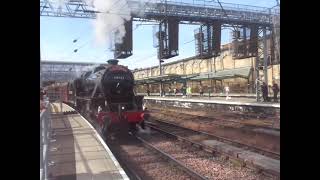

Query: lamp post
159;22;163;97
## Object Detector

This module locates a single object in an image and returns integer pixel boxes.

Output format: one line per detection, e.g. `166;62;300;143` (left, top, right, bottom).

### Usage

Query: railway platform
44;103;129;180
143;96;280;129
144;96;280;108
139;92;280;102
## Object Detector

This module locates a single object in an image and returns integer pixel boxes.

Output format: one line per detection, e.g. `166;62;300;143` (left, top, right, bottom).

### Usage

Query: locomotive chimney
107;59;119;65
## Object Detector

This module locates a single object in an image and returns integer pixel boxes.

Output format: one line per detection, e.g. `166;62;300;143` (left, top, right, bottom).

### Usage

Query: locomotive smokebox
107;59;119;65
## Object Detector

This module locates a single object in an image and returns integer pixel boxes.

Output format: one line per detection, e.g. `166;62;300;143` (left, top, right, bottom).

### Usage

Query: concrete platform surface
202;139;280;176
138;93;280;99
145;96;280;108
48;103;129;180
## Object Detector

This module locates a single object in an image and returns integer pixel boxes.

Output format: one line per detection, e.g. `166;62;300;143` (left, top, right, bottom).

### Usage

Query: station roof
135;74;197;84
135;67;252;84
190;67;252;81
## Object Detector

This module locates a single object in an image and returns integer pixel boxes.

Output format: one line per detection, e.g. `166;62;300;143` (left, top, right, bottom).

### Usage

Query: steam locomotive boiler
70;59;145;137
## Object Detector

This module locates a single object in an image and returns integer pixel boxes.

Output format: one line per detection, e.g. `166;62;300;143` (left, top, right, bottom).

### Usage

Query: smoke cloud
87;0;159;46
49;0;67;10
48;0;158;46
73;63;101;78
87;0;131;46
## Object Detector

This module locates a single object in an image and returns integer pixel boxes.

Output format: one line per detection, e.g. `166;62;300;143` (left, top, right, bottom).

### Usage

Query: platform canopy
135;74;197;84
190;67;252;81
135;67;252;85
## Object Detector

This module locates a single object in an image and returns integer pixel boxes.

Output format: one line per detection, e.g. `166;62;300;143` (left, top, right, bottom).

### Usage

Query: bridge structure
40;0;276;26
40;60;108;84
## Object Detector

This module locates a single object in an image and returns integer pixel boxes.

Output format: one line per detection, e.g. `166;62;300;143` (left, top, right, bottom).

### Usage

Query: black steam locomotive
66;59;145;137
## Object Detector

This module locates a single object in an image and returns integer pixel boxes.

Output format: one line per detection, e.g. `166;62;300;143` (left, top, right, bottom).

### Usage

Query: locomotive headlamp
122;106;125;110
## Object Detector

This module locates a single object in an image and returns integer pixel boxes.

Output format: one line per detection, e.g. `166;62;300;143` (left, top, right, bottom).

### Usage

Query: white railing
40;101;51;180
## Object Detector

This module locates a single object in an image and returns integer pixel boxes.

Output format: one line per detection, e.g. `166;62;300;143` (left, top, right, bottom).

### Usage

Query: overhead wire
48;0;220;63
44;0;155;57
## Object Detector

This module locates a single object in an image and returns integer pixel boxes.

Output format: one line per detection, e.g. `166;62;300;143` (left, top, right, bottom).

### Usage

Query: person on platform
272;82;280;102
225;85;231;100
147;89;150;96
199;85;204;97
182;86;187;98
187;86;192;98
261;82;269;102
162;89;166;97
186;86;189;98
173;88;177;97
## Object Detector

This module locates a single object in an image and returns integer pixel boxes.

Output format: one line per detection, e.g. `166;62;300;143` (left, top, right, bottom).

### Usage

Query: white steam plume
48;0;66;10
74;64;101;78
87;0;132;46
90;0;160;46
48;0;158;46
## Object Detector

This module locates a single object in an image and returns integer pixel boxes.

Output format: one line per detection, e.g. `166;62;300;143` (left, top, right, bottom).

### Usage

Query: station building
132;42;280;95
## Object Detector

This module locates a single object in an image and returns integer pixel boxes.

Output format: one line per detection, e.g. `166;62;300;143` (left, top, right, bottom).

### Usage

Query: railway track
105;132;272;180
134;135;208;180
135;129;274;180
151;109;280;131
146;119;280;160
105;134;204;180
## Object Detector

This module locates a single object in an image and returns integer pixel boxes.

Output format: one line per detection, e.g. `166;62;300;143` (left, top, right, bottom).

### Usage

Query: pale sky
40;0;279;69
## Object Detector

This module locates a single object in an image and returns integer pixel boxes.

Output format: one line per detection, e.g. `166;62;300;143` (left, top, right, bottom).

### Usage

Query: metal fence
40;101;51;180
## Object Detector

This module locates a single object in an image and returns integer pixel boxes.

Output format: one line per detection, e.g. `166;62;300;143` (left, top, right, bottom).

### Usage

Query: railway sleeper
136;135;208;180
192;143;202;149
244;161;279;179
245;163;264;174
148;124;280;178
202;146;214;154
219;154;229;162
229;157;246;168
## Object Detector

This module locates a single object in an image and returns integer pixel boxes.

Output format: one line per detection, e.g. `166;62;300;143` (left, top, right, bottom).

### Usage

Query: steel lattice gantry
40;0;277;26
40;60;108;82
